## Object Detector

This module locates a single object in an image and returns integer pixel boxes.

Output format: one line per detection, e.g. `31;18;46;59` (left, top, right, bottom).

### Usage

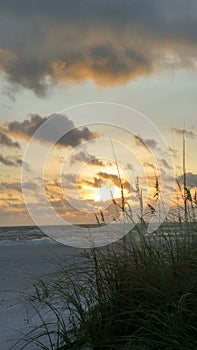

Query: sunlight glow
94;181;120;202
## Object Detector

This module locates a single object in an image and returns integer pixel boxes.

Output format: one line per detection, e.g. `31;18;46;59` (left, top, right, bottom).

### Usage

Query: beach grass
14;199;197;347
14;139;197;350
15;228;197;350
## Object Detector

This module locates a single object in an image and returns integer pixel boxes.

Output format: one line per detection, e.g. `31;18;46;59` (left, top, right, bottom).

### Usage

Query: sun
94;180;120;202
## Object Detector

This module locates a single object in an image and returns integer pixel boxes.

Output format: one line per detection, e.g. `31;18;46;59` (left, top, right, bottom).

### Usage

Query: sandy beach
0;242;83;350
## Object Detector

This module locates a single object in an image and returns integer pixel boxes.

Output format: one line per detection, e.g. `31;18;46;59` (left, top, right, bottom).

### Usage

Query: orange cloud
52;56;152;87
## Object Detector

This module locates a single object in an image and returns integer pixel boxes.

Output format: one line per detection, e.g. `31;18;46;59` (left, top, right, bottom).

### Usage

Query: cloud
87;171;133;193
160;158;171;169
6;113;96;147
0;1;197;94
178;172;197;188
134;135;158;149
22;181;39;190
70;151;106;166
169;147;179;157
0;131;20;148
61;173;80;190
172;128;196;138
145;139;158;149
0;182;22;192
144;162;155;169
125;163;134;171
0;153;16;166
134;135;146;147
0;153;30;168
0;181;38;192
15;158;30;171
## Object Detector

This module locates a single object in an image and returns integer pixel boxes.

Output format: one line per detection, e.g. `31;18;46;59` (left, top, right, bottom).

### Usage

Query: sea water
0;223;133;248
0;221;196;248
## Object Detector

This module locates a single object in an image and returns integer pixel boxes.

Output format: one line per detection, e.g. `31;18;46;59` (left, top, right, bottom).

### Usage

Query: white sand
0;242;83;350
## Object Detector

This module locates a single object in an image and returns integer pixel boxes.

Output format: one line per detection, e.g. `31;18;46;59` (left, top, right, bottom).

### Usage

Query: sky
0;0;197;226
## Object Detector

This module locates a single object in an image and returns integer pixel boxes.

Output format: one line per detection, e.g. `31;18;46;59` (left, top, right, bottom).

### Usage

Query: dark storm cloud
0;1;197;94
0;132;20;148
7;113;95;147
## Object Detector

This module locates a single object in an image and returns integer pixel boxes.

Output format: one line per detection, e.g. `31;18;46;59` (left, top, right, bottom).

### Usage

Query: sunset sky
0;0;197;226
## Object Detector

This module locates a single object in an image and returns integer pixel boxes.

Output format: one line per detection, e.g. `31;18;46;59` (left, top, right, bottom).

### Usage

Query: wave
0;226;54;247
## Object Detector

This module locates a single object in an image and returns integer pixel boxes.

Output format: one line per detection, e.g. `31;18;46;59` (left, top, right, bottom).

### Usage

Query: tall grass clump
16;230;197;350
15;135;197;349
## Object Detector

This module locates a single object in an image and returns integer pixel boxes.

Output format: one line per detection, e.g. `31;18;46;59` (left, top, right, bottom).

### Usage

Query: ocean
0;225;52;247
0;223;134;248
0;221;196;248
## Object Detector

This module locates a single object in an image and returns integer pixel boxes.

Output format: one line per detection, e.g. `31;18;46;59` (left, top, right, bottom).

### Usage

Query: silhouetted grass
14;229;197;350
